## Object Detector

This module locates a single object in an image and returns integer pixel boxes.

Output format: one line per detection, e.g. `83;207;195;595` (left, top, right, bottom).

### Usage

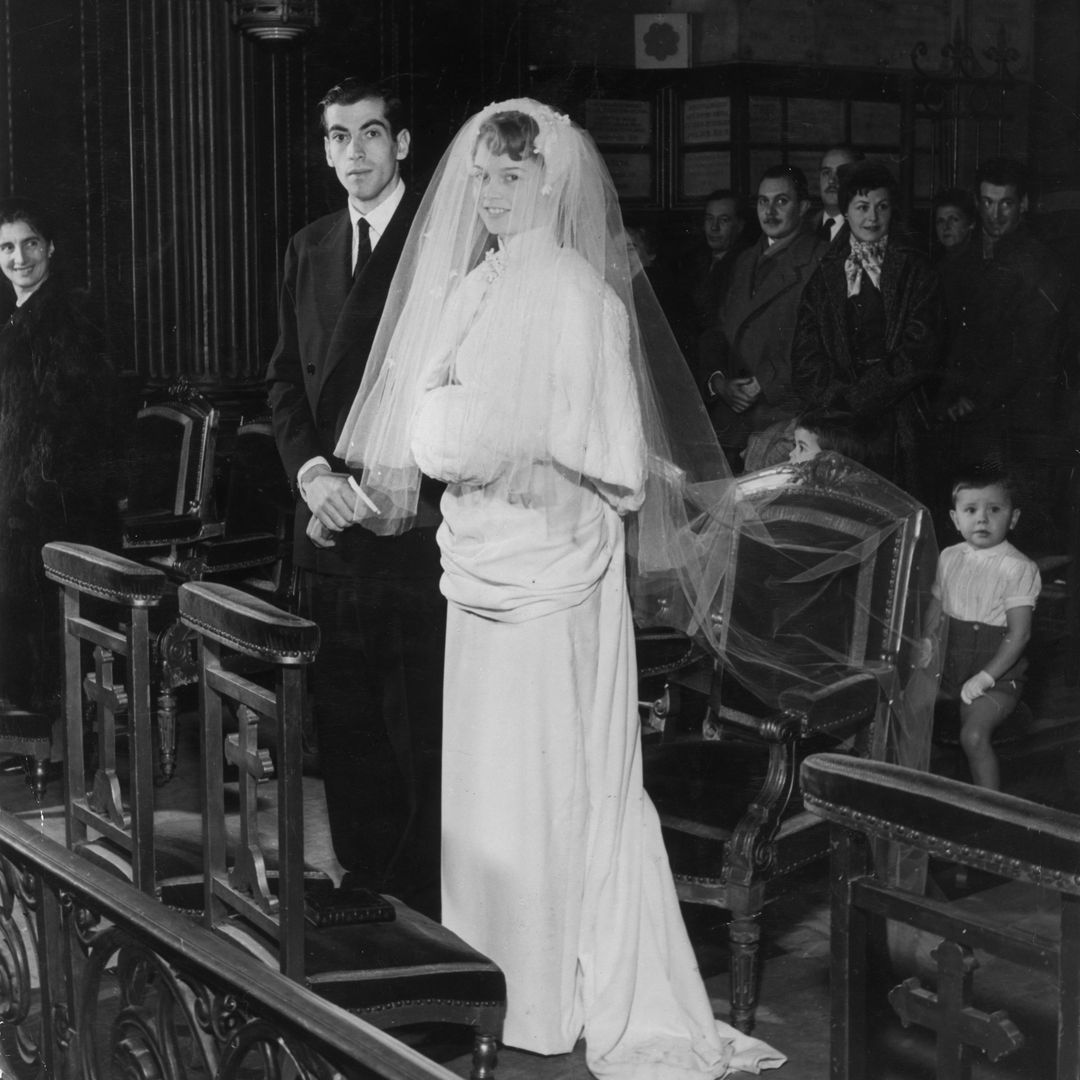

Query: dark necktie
352;217;371;281
818;216;835;241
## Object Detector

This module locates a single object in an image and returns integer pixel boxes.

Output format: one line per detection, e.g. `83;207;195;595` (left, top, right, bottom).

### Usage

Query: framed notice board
584;97;660;206
675;64;910;207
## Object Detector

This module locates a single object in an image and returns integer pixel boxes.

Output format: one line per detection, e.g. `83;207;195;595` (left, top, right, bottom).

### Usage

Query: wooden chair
121;380;223;565
177;580;505;1079
802;751;1080;1080
0;710;53;800
40;541;202;902
120;394;299;781
115;380;222;782
642;455;929;1033
190;417;298;608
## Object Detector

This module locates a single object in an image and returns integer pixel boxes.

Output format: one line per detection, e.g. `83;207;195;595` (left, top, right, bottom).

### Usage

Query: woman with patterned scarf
791;160;944;499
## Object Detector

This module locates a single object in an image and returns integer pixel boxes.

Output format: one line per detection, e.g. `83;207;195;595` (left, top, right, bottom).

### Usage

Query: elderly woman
0;197;119;713
931;187;977;263
791;160;944;498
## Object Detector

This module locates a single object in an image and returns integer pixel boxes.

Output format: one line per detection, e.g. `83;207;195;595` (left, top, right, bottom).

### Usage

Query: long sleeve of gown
548;265;646;513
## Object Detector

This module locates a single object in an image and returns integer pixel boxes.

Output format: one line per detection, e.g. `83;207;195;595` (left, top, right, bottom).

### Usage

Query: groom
266;78;445;918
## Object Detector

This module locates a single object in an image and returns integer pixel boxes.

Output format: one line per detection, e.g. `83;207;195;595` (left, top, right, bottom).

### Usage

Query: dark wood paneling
0;0;312;386
0;0;525;387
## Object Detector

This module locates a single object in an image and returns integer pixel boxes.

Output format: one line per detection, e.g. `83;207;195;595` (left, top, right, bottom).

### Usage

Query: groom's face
324;96;410;214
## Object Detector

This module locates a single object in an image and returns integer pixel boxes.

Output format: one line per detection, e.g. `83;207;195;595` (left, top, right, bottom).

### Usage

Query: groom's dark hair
318;77;406;137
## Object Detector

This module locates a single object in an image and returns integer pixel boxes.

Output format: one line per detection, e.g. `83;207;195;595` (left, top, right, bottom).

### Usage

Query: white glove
961;670;995;705
915;636;934;669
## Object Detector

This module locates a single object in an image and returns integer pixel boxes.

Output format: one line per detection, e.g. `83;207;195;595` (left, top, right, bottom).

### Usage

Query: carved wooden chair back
122;384;222;558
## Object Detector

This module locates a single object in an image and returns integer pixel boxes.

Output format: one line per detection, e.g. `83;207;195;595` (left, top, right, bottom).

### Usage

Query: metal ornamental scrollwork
0;882;370;1080
0;816;440;1080
0;857;43;1078
219;1018;335;1080
78;928;217;1080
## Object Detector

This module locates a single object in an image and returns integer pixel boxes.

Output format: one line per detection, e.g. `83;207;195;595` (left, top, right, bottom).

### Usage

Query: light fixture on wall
231;0;319;45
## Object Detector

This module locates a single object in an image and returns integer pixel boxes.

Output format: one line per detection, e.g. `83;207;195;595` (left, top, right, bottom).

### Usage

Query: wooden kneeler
178;580;505;1080
42;542;169;896
802;752;1080;1080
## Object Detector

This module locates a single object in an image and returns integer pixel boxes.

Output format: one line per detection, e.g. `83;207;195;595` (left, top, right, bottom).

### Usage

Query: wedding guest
0;197;120;716
699;166;826;470
792;160;943;498
932;187;977;263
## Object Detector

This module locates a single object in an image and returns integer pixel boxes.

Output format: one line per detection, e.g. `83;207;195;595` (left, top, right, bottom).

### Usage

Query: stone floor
1;631;1078;1080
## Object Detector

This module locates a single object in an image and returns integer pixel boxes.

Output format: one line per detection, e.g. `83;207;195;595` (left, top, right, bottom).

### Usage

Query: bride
335;98;784;1079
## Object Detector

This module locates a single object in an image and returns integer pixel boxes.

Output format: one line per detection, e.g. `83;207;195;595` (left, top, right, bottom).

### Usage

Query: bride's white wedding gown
411;236;785;1079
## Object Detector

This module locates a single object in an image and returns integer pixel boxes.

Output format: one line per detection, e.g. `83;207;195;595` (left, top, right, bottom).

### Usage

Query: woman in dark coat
791;160;944;498
0;197;119;711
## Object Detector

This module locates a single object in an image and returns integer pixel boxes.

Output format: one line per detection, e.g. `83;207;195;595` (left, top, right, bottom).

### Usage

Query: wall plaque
602;152;654;201
683;97;731;145
681;151;731;200
584;99;653;146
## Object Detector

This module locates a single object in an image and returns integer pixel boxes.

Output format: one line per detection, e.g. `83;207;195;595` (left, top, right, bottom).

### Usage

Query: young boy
788;409;869;464
920;464;1041;789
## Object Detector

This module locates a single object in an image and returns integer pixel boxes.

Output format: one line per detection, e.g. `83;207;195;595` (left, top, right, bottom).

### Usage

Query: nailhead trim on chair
802;791;1080;893
344;998;505;1012
178;609;318;664
178;581;319;664
638;642;702;678
42;563;165;607
42;541;166;606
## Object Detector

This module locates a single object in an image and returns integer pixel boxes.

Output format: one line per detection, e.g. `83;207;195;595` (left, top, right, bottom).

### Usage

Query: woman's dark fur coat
791;227;944;496
0;277;121;709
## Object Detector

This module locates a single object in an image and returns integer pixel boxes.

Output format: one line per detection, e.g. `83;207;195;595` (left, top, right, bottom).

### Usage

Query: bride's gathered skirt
440;537;785;1079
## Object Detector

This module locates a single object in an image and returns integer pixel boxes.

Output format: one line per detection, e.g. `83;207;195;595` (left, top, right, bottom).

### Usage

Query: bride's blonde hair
476;111;539;162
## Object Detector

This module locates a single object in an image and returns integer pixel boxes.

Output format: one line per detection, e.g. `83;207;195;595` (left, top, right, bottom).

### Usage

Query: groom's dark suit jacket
266;191;441;579
265;192;445;914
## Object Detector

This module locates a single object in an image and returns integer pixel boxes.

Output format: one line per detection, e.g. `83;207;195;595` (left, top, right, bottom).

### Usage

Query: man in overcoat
698;165;827;469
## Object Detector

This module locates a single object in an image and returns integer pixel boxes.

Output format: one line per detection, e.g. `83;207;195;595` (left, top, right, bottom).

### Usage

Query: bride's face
471;144;546;237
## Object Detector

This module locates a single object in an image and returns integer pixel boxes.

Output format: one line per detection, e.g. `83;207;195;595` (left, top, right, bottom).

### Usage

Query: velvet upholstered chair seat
647;663;881;882
226;901;507;1022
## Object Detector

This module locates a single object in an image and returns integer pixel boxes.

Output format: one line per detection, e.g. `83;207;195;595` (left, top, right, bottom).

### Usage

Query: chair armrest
778;670;881;738
711;668;881;742
802;752;1080;892
122;513;225;548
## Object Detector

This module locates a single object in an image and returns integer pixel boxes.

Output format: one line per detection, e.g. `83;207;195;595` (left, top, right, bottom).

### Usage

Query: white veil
334;97;734;634
334;100;936;780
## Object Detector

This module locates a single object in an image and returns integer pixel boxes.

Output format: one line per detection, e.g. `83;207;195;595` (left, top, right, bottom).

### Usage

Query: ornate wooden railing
0;810;456;1080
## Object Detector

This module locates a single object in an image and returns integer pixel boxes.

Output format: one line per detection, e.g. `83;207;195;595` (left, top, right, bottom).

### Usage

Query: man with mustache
698;164;827;469
815;145;863;243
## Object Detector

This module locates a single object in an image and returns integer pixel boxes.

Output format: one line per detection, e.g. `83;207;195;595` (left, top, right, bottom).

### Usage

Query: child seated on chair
787;408;870;464
919;463;1041;790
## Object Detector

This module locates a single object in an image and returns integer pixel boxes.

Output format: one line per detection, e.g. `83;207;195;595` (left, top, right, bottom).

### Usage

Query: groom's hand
300;464;356;537
306;513;337;548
